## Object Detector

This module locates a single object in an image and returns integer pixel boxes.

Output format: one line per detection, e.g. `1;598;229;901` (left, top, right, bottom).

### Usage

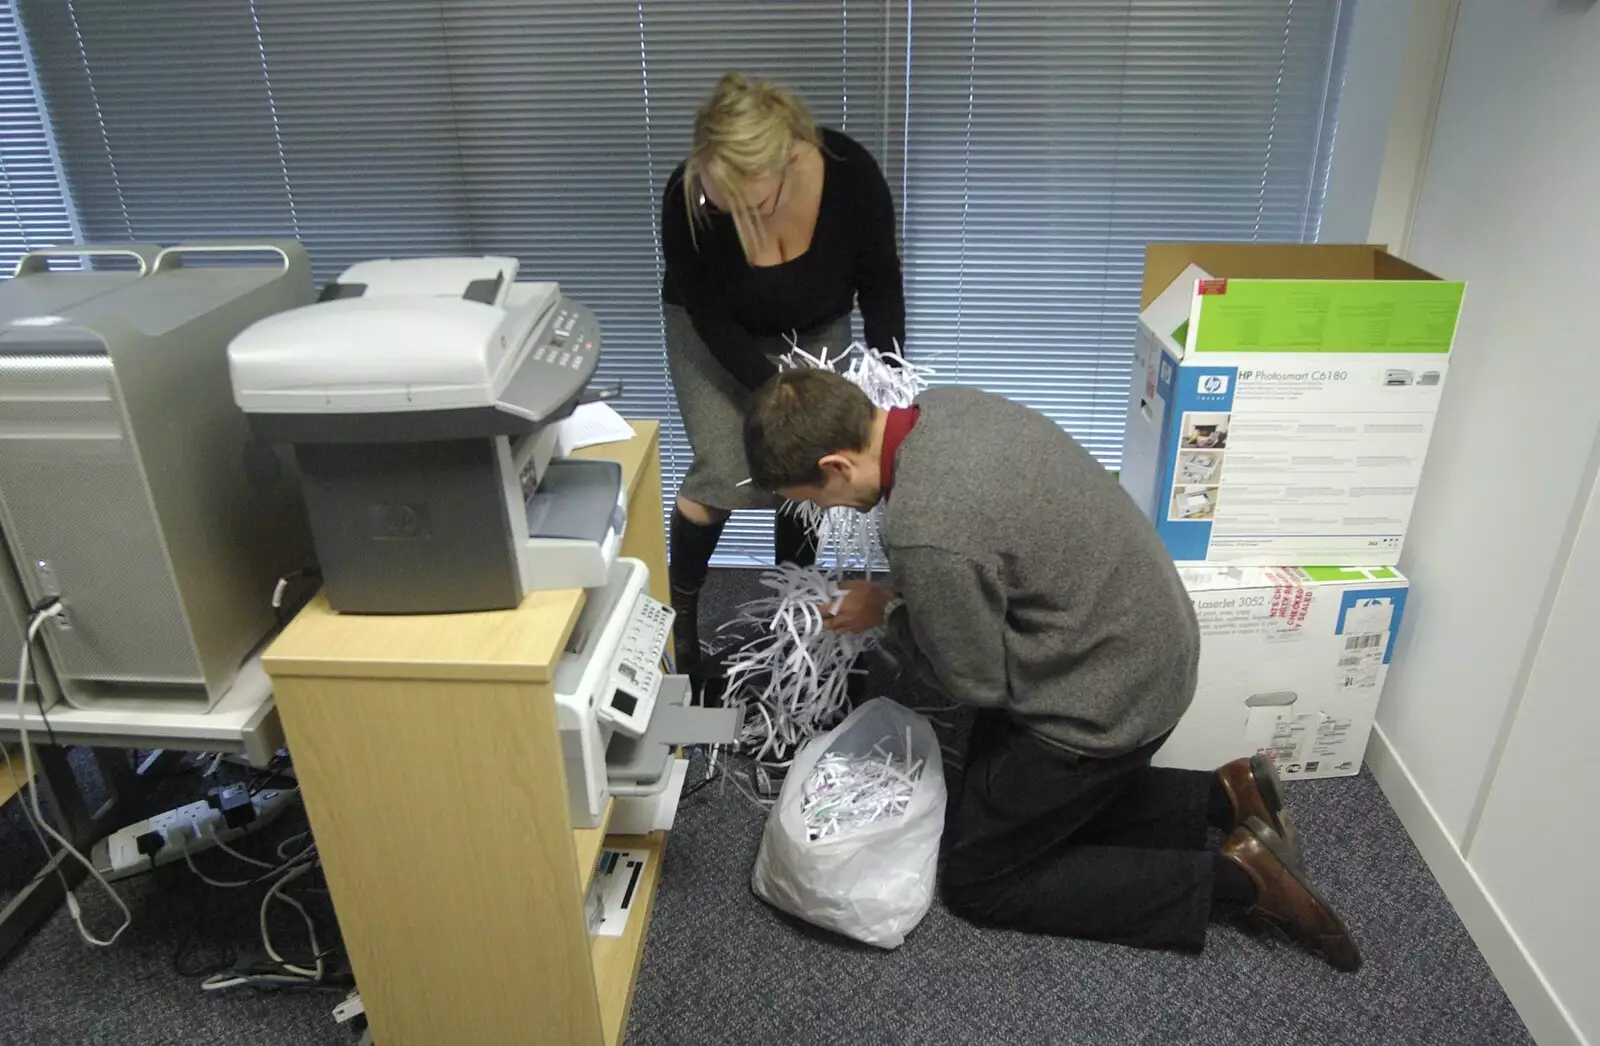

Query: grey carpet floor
625;569;1533;1046
0;568;1531;1045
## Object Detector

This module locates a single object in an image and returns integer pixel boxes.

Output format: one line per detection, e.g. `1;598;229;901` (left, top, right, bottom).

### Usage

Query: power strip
92;787;297;882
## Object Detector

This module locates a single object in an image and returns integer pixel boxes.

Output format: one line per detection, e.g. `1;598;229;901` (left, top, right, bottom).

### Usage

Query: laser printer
229;256;625;614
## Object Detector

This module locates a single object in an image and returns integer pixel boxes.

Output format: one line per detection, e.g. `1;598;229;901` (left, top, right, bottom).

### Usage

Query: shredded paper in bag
801;732;924;841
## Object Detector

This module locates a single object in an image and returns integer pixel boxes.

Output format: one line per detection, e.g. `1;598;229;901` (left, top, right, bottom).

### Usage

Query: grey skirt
665;304;853;511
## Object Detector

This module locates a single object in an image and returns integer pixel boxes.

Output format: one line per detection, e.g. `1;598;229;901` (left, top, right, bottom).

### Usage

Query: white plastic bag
750;697;947;949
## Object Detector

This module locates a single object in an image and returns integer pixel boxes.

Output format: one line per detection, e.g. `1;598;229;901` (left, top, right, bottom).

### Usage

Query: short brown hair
743;369;876;491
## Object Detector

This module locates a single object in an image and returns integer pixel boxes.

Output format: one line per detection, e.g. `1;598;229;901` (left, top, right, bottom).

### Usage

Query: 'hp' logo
1199;374;1230;396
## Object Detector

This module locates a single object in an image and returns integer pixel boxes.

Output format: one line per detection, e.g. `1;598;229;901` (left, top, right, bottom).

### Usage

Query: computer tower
0;242;314;711
0;245;160;710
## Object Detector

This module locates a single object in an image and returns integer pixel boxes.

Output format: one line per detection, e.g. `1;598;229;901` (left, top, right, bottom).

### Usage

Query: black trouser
941;711;1216;951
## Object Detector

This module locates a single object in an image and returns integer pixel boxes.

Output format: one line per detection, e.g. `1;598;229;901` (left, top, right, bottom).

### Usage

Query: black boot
669;506;727;679
773;507;818;568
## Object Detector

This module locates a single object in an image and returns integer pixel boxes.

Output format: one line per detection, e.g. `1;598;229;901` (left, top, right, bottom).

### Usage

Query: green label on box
1193;280;1463;354
1300;566;1401;583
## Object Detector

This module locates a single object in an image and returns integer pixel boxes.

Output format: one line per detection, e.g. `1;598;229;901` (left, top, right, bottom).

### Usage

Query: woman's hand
822;580;895;634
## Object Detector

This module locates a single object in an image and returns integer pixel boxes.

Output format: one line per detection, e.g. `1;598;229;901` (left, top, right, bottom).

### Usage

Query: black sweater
661;128;906;390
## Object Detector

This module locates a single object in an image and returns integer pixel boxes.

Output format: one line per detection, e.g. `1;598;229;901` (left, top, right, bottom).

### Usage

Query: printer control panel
530;302;600;380
599;592;675;738
503;297;603;423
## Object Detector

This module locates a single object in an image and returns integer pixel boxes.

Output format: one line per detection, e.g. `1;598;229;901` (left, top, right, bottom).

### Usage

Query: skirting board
1366;726;1585;1046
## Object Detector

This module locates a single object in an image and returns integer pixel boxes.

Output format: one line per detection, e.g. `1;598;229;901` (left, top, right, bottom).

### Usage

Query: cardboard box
1153;564;1408;781
1121;244;1465;565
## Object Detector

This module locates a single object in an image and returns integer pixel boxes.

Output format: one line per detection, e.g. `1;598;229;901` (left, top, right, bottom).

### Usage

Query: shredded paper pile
719;564;875;764
723;343;935;765
801;734;924;841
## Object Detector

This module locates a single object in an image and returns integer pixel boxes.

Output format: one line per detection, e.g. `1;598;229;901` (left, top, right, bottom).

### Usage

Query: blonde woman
662;73;905;677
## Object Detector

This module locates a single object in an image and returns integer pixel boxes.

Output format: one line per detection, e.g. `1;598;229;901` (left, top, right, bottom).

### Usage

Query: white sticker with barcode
1338;630;1387;688
1245;706;1310;770
1343;597;1395;636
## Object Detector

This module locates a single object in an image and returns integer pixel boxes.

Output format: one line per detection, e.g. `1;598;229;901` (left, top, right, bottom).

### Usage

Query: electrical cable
275;831;312;862
270;566;322;627
210;832;280;870
184;836;318;890
676;746;722;801
183;847;258;889
245;751;293;796
21;598;64;752
182;829;328;988
260;860;323;980
13;601;132;946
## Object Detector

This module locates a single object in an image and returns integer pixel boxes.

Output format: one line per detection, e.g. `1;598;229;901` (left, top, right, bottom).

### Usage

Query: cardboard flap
1141;243;1449;308
1141;244;1381;307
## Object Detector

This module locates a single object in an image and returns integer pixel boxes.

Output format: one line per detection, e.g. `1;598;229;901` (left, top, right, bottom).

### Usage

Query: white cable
211;830;281;870
275;830;311;862
260;860;322;980
14;603;132;947
184;833;317;890
201;972;314;991
183;847;256;889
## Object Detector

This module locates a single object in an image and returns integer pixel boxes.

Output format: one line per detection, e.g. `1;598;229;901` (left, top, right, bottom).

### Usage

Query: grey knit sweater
883;387;1198;756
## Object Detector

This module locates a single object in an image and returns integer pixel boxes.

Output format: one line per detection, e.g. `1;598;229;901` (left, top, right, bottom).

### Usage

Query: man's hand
823;580;895;634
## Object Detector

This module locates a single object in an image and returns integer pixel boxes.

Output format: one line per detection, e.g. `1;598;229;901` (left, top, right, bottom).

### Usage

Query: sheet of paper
557;401;635;456
592;847;651;938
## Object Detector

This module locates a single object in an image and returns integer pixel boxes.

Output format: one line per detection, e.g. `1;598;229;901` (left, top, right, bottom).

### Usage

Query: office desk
263;420;669;1046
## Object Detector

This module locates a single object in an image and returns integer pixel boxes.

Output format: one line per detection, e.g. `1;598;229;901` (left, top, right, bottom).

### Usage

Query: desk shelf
592;831;667;1046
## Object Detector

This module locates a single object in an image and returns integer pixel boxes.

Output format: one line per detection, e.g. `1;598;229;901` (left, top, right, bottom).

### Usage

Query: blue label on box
1335;587;1408;664
1156;365;1237;561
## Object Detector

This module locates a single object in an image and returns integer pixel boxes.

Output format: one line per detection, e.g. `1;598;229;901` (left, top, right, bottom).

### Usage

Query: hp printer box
1154;565;1408;781
1120;244;1464;565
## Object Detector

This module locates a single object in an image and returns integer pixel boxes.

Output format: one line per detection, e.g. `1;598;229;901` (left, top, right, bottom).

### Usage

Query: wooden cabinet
264;422;669;1046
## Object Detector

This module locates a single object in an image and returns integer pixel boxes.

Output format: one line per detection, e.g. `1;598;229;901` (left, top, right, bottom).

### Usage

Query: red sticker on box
1198;278;1229;295
1265;567;1309;629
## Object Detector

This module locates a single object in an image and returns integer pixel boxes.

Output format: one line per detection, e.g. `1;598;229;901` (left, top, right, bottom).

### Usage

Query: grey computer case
0;241;315;711
0;245;162;710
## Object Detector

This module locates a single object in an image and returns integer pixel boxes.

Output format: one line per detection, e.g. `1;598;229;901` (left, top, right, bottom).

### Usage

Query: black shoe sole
1250;754;1301;864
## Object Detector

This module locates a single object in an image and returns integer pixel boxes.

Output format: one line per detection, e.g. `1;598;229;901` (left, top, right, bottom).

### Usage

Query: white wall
1469;471;1600;1040
1379;0;1600;843
1367;1;1600;1042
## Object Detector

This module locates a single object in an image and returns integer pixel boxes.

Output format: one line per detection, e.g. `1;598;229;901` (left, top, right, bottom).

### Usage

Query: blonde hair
683;72;821;258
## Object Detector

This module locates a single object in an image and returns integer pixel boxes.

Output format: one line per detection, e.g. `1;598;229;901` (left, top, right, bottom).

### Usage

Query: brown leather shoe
1217;755;1300;864
1221;816;1360;972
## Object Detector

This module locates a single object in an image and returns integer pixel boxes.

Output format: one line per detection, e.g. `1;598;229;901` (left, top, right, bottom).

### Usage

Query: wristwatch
882;595;906;624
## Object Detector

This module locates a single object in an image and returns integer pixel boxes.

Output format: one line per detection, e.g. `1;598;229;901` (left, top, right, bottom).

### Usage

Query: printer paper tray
606;675;740;786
